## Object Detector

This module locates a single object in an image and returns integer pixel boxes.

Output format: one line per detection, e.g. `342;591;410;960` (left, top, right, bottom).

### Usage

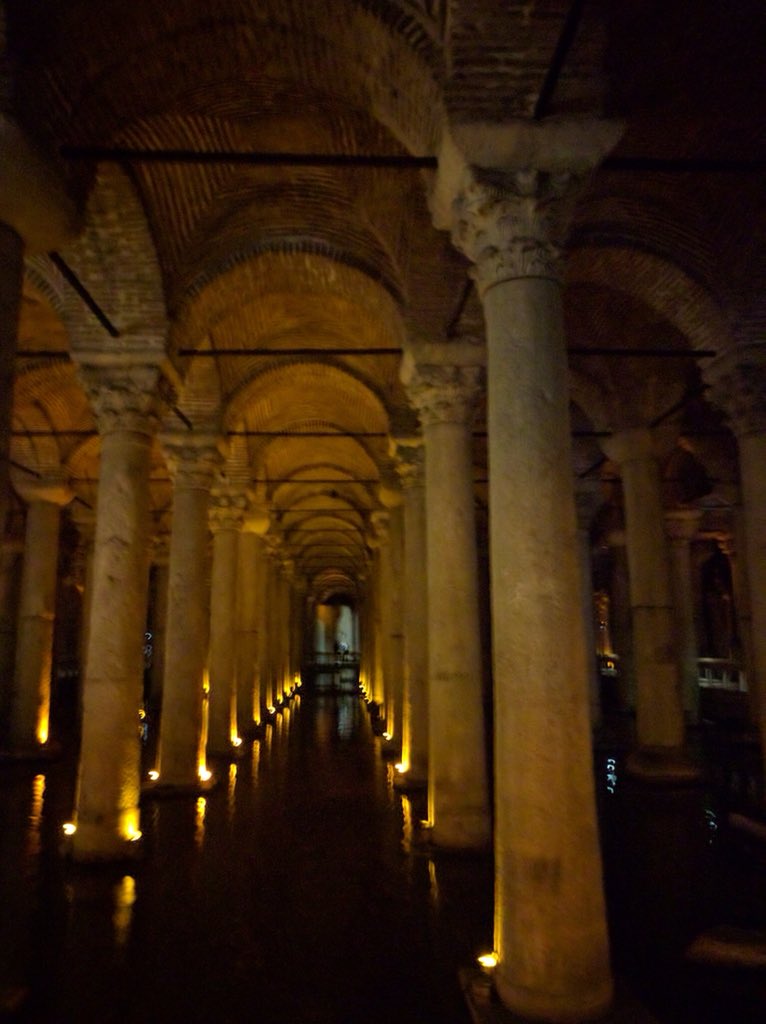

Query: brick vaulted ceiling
4;0;765;594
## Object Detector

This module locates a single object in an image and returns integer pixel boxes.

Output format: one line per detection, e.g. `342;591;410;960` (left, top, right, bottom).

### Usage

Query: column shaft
0;224;23;539
484;276;611;1019
9;501;62;749
207;525;240;754
423;413;489;848
237;531;261;730
157;486;211;785
401;472;428;782
74;430;153;858
739;433;766;772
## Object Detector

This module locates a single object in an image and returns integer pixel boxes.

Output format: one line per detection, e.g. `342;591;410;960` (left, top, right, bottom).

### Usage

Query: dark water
2;687;766;1023
0;688;492;1024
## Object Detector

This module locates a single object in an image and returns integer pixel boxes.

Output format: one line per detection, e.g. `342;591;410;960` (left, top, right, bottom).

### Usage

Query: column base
393;771;428;793
207;743;248;762
625;745;702;784
493;972;614;1024
142;774;218;799
67;824;143;864
430;812;491;853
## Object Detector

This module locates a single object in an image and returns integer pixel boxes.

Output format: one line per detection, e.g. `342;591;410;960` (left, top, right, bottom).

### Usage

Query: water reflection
27;773;45;856
195;796;207;847
112;875;136;947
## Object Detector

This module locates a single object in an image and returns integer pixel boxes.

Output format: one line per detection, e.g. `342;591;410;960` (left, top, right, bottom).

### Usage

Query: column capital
76;359;170;437
208;486;248;533
11;469;73;507
451;169;578;293
161;431;224;490
601;427;656;466
704;344;766;437
665;507;703;543
391;436;425;490
401;347;484;427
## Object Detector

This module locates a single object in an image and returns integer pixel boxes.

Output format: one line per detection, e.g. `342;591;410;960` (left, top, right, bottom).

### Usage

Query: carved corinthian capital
451;169;580;294
705;345;766;437
161;432;224;491
77;362;169;437
404;363;483;427
208;486;248;533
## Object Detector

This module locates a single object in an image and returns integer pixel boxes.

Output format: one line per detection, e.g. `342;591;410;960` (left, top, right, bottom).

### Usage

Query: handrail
697;657;747;693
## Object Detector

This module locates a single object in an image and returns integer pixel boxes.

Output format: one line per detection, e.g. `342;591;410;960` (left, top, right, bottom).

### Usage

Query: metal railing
697;658;747;693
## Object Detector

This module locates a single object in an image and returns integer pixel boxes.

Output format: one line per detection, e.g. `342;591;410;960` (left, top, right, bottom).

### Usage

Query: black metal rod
172;406;194;430
534;0;589;121
48;252;121;338
60;146;438;170
602;156;766;175
228;431;390;438
178;348;402;357
15;351;71;361
12;429;96;437
568;347;717;359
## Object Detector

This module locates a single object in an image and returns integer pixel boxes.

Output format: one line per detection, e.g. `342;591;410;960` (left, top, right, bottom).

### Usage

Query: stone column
69;504;97;679
666;508;703;724
146;537;169;717
393;439;429;785
207;487;246;757
0;224;23;540
0;539;23;742
401;349;490;850
376;488;406;751
7;474;73;752
154;434;221;788
370;512;395;733
576;481;603;728
706;346;766;780
237;511;269;731
607;529;635;711
71;361;166;860
603;429;695;778
448;158;613;1018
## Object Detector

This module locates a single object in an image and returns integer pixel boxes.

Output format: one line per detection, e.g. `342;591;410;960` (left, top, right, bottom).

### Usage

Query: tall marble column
401;348;490;850
154;434;221;787
0;539;23;743
146;537;169;717
237;510;269;731
375;492;405;750
706;346;766;780
666;508;703;724
0;224;23;540
370;511;395;733
576;481;603;728
393;439;429;785
6;474;72;752
69;504;97;684
603;429;695;778
72;361;166;860
448;157;613;1018
207;487;246;757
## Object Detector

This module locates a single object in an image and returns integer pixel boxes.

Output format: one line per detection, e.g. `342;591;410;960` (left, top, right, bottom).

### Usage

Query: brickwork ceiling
5;0;764;588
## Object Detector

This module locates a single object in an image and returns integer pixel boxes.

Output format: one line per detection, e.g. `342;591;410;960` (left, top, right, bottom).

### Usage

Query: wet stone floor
1;686;766;1023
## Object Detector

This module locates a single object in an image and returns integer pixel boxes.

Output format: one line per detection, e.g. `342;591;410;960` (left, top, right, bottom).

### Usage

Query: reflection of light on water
705;808;719;846
428;859;439;906
251;740;260;782
228;764;237;817
401;795;413;852
195;797;207;846
605;756;618;795
337;701;352;738
113;875;136;946
27;774;46;856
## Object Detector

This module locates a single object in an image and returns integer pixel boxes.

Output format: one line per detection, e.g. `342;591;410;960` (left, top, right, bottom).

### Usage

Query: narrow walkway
0;690;493;1023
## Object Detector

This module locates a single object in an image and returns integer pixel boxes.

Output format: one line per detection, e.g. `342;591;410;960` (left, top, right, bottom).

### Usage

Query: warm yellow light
36;719;49;745
383;731;392;741
231;736;243;748
148;770;160;781
395;763;407;774
202;670;210;695
477;952;498;970
62;821;77;836
198;766;212;783
127;828;142;843
138;708;146;720
268;705;276;715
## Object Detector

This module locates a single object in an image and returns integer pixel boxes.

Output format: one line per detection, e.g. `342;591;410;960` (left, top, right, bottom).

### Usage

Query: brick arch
55;164;168;350
566;246;732;355
13;0;445;159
